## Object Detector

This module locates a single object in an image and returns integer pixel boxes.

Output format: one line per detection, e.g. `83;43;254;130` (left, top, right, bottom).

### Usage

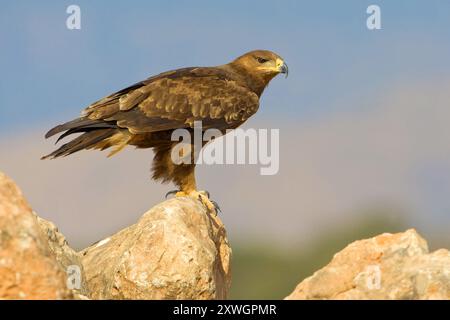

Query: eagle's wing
82;67;259;134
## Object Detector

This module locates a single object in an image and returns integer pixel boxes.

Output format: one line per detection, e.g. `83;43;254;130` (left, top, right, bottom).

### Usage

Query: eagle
42;50;288;212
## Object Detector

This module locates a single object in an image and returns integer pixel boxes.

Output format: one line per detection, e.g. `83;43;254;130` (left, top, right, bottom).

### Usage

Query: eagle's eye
256;57;269;64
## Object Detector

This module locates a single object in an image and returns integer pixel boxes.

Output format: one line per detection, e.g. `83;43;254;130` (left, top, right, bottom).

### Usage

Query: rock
0;169;230;300
35;215;89;298
286;229;450;300
81;197;232;299
0;172;73;299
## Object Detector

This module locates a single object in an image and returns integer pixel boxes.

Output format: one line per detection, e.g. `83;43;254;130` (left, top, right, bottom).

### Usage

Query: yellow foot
175;190;219;213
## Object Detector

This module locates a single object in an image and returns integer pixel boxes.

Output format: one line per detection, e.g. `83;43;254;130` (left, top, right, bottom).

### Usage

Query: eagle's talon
165;189;179;199
197;193;216;213
198;191;221;214
173;190;218;213
211;200;222;213
201;190;211;198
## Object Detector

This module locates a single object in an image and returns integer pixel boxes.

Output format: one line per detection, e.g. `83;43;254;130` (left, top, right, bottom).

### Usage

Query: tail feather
41;129;117;159
45;117;115;139
42;116;130;160
55;126;109;144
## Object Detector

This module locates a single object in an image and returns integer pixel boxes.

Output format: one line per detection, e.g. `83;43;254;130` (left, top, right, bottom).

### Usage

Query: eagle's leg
174;167;219;213
153;142;219;213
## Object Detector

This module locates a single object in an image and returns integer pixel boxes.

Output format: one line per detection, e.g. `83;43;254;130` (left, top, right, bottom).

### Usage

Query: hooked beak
279;62;289;78
275;58;289;78
260;58;289;78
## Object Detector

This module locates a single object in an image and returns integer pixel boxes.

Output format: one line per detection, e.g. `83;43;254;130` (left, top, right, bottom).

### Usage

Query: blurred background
1;1;450;299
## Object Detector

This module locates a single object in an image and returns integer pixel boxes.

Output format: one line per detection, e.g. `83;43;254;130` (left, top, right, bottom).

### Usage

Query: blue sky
1;1;450;132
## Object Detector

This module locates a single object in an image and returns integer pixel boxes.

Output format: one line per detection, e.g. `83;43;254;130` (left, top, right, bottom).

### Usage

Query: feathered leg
152;142;219;213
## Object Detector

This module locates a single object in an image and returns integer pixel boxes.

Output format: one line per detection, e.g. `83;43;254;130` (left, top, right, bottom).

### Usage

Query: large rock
81;197;232;299
0;172;74;299
286;229;450;299
0;170;231;300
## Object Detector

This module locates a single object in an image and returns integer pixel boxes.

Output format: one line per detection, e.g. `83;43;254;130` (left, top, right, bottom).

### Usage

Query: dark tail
42;117;118;159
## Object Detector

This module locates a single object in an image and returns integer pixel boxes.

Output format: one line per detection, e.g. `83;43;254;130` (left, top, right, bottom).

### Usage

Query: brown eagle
42;50;288;212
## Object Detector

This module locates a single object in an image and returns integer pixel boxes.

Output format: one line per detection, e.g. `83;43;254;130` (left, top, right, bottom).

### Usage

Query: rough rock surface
286;229;450;300
0;170;230;300
36;214;89;298
81;197;232;299
0;172;73;299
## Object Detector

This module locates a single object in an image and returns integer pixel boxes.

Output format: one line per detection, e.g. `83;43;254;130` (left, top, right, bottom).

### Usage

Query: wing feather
82;67;259;134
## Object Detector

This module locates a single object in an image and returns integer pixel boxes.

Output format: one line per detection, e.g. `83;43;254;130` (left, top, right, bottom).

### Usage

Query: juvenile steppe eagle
43;50;288;212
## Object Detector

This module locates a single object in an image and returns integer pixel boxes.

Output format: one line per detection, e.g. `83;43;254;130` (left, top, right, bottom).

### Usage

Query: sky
1;1;450;249
1;1;450;128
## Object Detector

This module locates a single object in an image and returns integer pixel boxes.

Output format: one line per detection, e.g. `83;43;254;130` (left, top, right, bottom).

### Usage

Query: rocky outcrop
3;170;450;300
0;172;74;299
286;229;450;300
81;197;231;299
0;170;231;300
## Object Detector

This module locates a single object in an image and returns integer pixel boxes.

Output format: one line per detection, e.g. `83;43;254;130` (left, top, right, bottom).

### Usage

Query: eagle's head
231;50;288;81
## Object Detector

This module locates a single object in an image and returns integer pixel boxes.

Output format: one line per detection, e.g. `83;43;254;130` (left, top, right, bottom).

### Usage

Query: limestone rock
0;169;230;300
286;229;450;300
0;172;73;299
35;215;89;298
81;197;231;299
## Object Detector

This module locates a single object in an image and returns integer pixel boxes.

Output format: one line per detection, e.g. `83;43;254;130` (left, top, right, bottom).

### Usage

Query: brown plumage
42;50;288;211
